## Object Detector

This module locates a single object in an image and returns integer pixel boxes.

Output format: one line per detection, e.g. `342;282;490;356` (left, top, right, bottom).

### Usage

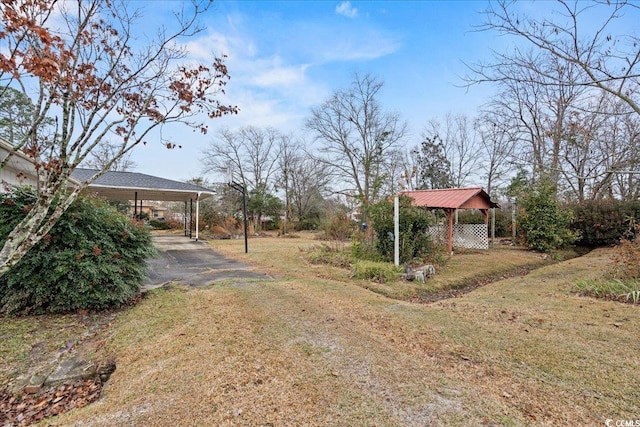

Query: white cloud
251;62;309;88
182;30;237;62
335;1;358;18
318;33;400;62
173;5;402;137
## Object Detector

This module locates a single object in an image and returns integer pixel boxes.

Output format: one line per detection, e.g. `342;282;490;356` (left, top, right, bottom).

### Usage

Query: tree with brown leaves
0;0;238;275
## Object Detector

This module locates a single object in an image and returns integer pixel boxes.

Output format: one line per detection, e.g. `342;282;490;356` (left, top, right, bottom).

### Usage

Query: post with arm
228;180;248;254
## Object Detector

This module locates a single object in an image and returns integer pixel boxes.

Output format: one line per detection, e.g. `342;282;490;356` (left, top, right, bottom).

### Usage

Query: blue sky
130;1;507;182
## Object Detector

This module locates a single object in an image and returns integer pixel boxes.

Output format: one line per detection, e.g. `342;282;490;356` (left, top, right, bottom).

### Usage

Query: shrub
369;196;434;264
575;225;640;305
292;219;320;231
610;226;640;281
518;181;579;252
571;199;640;247
302;243;352;268
350;239;383;262
321;214;356;241
0;189;156;315
164;218;183;229
148;219;171;230
351;261;401;283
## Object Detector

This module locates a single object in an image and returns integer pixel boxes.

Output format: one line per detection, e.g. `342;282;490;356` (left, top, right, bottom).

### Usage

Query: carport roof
71;168;216;202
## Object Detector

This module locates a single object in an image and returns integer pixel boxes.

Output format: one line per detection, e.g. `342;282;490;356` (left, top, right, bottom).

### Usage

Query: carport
71;168;215;241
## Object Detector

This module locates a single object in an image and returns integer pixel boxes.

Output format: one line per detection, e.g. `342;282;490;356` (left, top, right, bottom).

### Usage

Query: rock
97;361;117;383
45;356;97;386
24;375;46;394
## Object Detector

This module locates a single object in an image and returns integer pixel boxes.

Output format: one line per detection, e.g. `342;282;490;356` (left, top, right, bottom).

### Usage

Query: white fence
427;224;489;250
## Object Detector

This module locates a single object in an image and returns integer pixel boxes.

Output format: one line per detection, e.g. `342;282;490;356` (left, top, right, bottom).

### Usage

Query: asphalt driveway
143;234;270;290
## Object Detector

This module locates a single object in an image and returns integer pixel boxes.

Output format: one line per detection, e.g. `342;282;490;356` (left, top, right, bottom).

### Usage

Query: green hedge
570;199;640;247
518;182;578;252
0;189;156;314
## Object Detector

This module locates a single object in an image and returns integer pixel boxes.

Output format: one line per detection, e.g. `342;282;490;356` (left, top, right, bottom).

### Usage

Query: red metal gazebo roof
400;187;499;210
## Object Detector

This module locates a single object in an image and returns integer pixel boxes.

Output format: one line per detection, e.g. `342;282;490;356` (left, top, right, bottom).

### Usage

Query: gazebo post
481;209;489;225
447;208;454;255
482;208;492;247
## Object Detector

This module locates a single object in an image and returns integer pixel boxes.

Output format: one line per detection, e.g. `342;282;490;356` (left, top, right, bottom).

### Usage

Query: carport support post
195;192;201;241
184;201;188;237
189;198;193;239
394;196;399;267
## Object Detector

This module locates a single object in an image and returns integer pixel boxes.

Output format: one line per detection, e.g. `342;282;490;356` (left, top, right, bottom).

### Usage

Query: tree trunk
0;183;80;276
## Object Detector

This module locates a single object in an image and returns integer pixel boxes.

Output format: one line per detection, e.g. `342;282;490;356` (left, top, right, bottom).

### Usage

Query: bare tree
465;1;640;199
287;151;332;224
276;135;298;233
566;95;640;201
202;126;286;232
470;0;640;116
396;147;421;191
202;126;281;192
382;148;412;195
82;140;137;172
306;73;406;221
476;52;589;187
475;111;516;197
0;0;237;275
423;113;482;188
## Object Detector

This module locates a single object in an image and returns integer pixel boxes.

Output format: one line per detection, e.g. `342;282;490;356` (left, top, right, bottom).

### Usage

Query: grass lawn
2;233;639;426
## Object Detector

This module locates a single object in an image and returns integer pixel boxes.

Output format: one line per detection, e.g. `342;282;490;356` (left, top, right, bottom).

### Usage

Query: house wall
129;201;168;220
0;142;39;190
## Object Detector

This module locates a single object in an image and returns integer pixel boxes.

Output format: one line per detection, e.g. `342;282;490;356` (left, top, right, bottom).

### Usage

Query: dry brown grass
6;233;640;425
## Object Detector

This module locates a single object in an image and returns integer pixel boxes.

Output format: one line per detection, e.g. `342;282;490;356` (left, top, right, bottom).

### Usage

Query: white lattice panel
427;224;488;250
453;224;488;250
426;225;448;245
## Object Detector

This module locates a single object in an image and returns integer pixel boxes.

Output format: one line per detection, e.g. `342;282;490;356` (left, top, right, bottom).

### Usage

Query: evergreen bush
518;182;579;252
571;199;640;247
0;189;156;314
148;219;171;230
369;196;433;264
